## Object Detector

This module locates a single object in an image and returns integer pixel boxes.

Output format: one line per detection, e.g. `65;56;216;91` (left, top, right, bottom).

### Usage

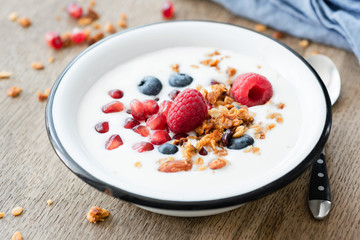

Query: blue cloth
212;0;360;62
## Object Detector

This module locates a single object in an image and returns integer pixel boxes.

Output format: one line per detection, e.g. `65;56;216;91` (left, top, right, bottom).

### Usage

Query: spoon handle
308;151;331;220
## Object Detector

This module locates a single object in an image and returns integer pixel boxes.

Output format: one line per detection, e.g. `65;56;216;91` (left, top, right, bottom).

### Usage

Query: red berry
159;100;172;117
133;125;150;137
105;134;123;150
168;90;180;100
45;31;63;50
102;101;124;113
199;147;208;156
71;28;86;44
231;73;273;107
210;80;220;85
167;89;208;133
142;99;159;115
124;118;140;129
130;99;147;121
132;142;154;153
172;133;188;140
67;2;83;19
150;130;171;145
108;89;124;99
95;121;109;133
146;113;167;130
207;103;213;110
162;1;174;19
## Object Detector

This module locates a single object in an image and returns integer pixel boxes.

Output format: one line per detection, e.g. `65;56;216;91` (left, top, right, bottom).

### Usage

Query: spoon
306;54;341;220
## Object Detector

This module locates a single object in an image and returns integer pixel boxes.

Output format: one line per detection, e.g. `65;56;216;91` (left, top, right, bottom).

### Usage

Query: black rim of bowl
45;20;332;211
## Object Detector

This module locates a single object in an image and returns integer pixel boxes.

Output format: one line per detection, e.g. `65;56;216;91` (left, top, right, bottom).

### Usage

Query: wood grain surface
1;0;359;239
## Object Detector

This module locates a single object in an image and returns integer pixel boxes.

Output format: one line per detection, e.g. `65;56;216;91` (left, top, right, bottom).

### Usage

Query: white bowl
46;21;331;217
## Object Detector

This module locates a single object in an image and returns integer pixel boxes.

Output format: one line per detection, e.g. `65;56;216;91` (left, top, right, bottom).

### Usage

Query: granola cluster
86;206;110;223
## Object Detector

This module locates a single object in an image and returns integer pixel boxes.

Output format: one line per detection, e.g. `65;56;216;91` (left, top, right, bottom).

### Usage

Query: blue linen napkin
211;0;360;62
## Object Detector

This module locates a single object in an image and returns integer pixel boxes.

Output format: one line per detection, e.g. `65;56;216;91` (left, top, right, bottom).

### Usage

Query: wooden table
1;0;359;239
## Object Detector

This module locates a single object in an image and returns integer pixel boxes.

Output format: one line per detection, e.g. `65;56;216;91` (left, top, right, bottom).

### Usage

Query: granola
87;206;110;223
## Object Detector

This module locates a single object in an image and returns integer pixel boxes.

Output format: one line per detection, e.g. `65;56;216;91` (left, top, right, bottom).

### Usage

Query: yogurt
77;47;301;201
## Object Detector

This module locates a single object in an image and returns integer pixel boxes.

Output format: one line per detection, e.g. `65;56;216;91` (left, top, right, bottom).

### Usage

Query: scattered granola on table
32;62;44;70
8;12;18;22
0;71;12;79
87;206;110;223
0;212;4;218
18;17;31;27
12;231;23;240
12;206;23;216
7;86;22;97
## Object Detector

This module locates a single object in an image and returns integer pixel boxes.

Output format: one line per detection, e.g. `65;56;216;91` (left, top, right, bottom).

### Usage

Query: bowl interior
49;21;329;206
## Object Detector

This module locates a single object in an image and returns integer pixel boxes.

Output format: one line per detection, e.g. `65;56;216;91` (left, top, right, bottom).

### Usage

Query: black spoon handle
309;152;331;201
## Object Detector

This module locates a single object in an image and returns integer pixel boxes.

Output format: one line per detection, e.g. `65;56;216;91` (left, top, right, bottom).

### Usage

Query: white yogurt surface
77;47;301;201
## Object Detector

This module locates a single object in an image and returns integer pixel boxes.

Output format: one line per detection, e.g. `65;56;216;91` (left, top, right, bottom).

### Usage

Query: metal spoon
306;54;341;220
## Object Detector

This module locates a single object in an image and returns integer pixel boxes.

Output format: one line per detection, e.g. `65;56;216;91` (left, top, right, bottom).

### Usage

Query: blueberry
227;135;254;150
168;73;193;87
158;143;178;154
138;76;162;96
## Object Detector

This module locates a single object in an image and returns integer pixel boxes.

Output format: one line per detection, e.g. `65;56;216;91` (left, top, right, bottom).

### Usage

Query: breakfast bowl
45;21;331;217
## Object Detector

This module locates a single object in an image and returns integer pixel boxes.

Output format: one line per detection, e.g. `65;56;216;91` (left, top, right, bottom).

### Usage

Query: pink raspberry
231;73;273;107
167;89;208;133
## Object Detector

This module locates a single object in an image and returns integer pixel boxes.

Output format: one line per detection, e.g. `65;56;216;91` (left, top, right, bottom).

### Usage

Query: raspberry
231;73;273;107
167;89;208;133
146;113;167;130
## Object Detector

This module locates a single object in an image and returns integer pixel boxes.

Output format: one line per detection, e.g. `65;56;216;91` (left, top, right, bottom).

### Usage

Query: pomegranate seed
95;121;109;133
159;100;172;117
102;101;124;113
172;133;188;140
67;2;83;19
146;113;167;130
71;28;86;44
130;99;147;121
150;130;171;145
124;117;140;129
168;90;180;100
105;134;123;150
45;31;63;50
108;89;124;99
199;147;208;156
210;80;220;85
143;100;159;115
162;1;174;19
133;125;150;137
132;142;154;153
207;102;213;110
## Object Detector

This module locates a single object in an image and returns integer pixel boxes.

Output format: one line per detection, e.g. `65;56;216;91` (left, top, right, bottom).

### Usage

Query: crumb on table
87;206;110;223
12;206;23;216
12;231;23;240
32;62;44;70
7;86;22;97
0;71;12;79
0;212;5;218
17;17;31;27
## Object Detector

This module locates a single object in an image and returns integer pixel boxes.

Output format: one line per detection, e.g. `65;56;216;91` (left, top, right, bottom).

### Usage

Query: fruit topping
66;2;83;19
158;160;192;173
130;99;147;121
210;79;220;85
45;31;63;50
199;147;208;156
105;134;123;150
162;1;175;19
150;130;171;145
95;121;109;133
133;125;150;137
167;89;208;133
132;142;154;153
124;118;140;129
146;113;167;130
231;73;273;107
143;99;159;115
221;129;234;146
158;143;178;154
208;158;226;170
108;89;124;99
168;73;193;87
159;100;172;117
227;135;254;150
168;90;180;100
138;76;162;96
172;133;188;140
102;101;124;113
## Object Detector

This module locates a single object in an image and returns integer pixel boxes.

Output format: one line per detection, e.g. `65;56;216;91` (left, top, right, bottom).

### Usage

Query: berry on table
132;142;154;153
150;130;171;145
167;89;208;133
227;135;254;150
102;101;124;113
146;113;167;130
130;99;147;121
45;31;63;49
108;89;124;99
71;28;86;44
142;99;159;115
162;1;174;19
124;118;140;129
105;134;123;150
95;121;109;133
168;73;193;87
158;143;178;154
66;2;83;19
138;76;162;96
231;73;273;107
